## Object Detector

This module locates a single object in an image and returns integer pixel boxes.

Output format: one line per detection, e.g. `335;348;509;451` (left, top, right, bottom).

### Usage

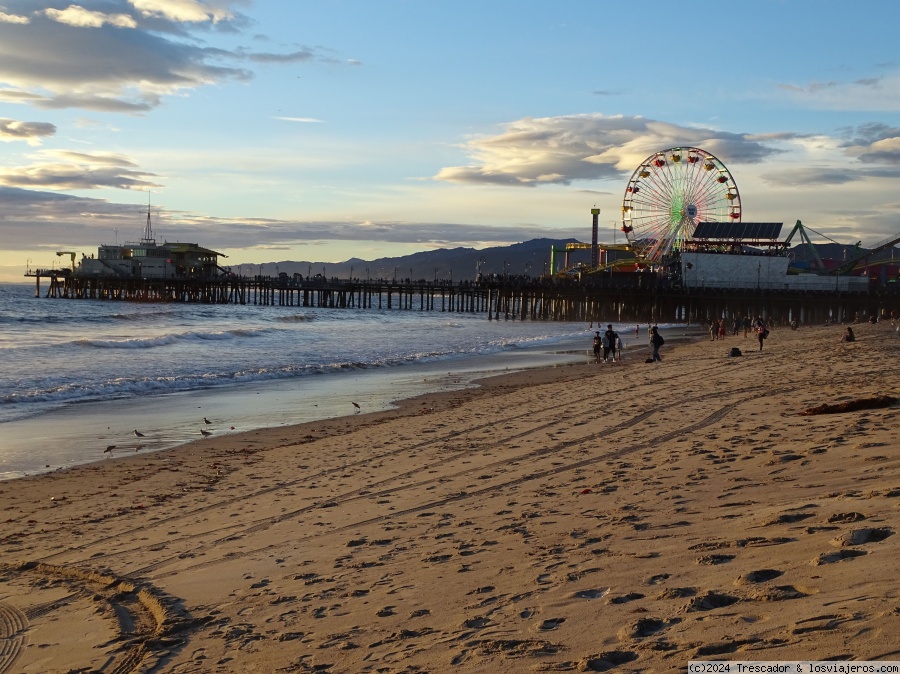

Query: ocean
0;282;639;480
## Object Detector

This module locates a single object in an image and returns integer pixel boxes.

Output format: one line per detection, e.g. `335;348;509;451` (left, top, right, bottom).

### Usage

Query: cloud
274;117;323;123
44;5;137;28
0;11;29;24
0;118;56;145
129;0;237;24
0;186;580;253
776;71;900;112
0;150;161;190
835;123;900;165
434;114;780;187
0;1;355;114
761;167;863;187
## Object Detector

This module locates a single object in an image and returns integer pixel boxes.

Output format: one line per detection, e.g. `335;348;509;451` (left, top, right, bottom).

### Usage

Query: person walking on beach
756;318;769;351
592;331;602;362
603;324;618;363
742;316;751;338
650;326;664;362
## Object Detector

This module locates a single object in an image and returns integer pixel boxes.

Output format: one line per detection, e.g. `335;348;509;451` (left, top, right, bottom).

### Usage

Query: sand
1;322;898;673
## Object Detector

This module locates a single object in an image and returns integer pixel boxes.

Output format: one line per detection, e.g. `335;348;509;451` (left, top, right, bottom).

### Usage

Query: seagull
204;417;212;425
104;445;116;454
351;402;361;413
133;430;145;437
200;429;212;437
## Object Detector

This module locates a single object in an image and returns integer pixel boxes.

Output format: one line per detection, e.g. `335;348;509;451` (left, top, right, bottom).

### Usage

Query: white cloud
0;150;161;190
0;11;28;24
274;117;323;123
128;0;236;23
0;118;56;145
44;5;137;28
0;2;355;114
435;114;779;187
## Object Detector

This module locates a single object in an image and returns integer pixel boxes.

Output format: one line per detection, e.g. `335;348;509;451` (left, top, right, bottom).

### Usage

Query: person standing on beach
756;319;769;351
603;324;618;363
650;326;664;362
743;316;751;338
592;331;602;362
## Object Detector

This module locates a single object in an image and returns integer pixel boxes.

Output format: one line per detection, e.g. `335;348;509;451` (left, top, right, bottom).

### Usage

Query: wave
275;313;315;322
77;327;275;349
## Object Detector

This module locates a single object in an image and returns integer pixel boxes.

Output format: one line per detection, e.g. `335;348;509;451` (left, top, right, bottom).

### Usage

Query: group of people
592;324;665;363
592;324;623;363
705;316;771;351
592;315;777;363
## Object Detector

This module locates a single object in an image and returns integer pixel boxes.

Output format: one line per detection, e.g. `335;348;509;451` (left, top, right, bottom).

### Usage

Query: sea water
1;282;642;479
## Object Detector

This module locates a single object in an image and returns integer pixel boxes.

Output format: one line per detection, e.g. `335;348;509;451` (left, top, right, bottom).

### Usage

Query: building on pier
73;202;226;280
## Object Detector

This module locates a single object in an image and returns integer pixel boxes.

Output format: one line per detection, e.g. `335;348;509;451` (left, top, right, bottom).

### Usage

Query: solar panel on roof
693;222;783;240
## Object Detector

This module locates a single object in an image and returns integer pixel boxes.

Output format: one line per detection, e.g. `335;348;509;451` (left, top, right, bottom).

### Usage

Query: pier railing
24;270;900;325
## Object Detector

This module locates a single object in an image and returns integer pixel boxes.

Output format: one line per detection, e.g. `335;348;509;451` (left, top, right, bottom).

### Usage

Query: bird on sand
133;429;145;437
200;428;212;436
204;417;212;425
351;402;361;413
104;445;116;454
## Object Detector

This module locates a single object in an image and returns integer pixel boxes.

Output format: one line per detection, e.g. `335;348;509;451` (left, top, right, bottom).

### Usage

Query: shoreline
1;321;897;671
0;324;698;481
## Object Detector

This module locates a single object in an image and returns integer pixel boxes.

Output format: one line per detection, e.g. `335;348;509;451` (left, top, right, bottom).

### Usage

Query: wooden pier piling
24;270;899;326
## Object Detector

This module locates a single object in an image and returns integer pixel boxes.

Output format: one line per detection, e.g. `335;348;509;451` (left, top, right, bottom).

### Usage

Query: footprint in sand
579;651;638;671
608;592;645;605
813;549;868;565
697;554;735;565
574;588;609;600
827;512;867;523
656;587;697;599
623;616;681;638
830;527;893;547
750;585;807;601
736;569;784;584
537;617;566;631
686;591;739;612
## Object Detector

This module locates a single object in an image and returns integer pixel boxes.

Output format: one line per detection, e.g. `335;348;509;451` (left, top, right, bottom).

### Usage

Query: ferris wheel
621;147;740;264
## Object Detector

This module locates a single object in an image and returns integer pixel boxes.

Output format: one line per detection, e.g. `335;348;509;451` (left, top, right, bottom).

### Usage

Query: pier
25;269;900;325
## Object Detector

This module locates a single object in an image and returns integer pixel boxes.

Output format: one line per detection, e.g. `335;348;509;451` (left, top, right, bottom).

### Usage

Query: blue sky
1;0;899;281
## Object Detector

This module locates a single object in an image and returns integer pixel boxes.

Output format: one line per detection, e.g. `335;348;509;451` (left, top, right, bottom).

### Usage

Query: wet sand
1;322;898;672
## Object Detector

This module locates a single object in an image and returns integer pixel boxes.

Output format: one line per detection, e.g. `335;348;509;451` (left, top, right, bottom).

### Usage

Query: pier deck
25;270;899;326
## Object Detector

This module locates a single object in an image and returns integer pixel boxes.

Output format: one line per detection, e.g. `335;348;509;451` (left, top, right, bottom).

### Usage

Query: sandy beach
1;322;898;673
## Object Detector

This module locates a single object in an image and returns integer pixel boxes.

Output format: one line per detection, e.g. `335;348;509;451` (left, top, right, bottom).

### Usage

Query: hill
245;238;592;282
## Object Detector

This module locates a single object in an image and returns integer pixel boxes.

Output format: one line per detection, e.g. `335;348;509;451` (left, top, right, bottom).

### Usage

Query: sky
1;0;900;282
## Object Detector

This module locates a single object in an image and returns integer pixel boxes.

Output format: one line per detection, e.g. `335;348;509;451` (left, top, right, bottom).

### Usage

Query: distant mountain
237;237;900;281
241;238;593;281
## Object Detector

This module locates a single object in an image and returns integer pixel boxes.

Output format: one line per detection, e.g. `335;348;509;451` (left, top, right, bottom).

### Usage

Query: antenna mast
142;191;155;244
